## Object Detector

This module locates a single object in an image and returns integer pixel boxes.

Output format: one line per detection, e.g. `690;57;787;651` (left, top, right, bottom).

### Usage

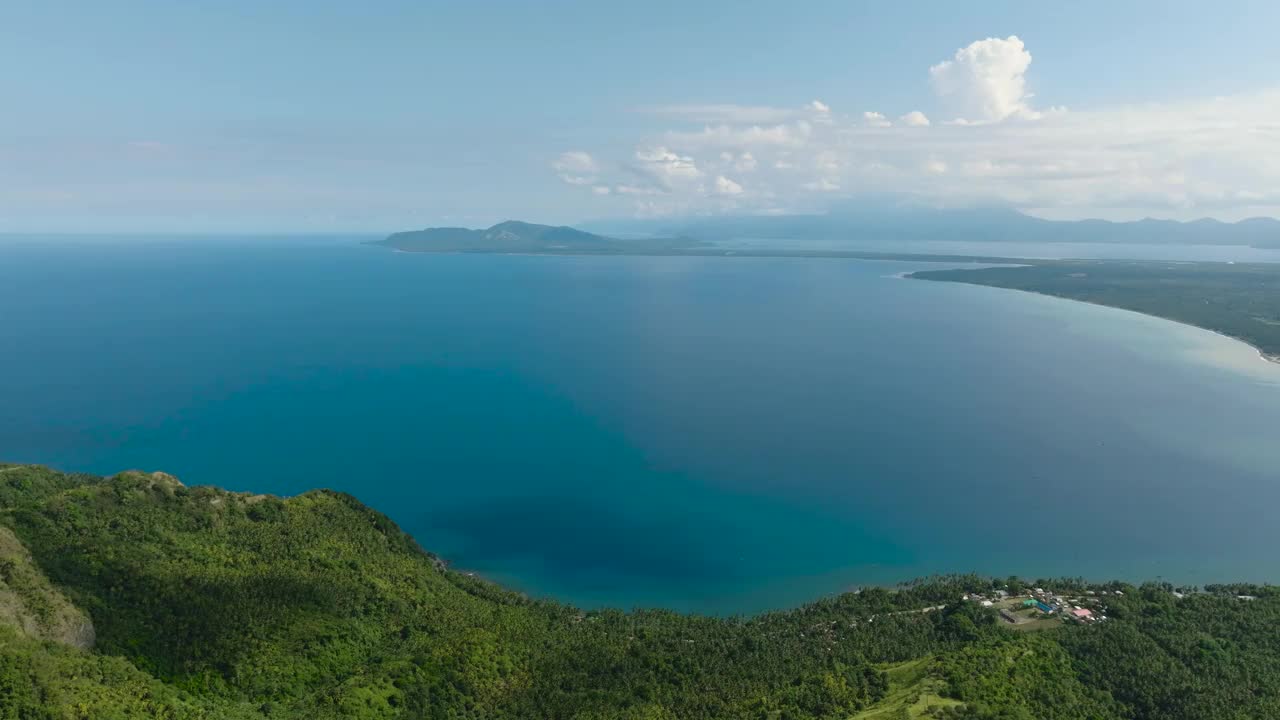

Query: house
1071;608;1093;620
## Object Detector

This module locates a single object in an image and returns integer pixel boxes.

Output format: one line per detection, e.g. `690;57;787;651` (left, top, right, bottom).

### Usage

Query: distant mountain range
584;205;1280;247
380;209;1280;254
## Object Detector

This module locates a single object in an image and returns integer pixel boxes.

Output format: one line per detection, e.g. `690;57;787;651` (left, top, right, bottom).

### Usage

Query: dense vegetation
2;463;1279;718
912;260;1280;360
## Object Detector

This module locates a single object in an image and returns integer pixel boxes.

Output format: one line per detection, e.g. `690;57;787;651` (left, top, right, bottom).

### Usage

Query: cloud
664;122;811;149
615;184;663;196
900;111;931;127
719;151;758;173
556;37;1280;220
624;146;702;194
809;100;831;114
929;36;1039;123
863;111;892;128
814;151;840;174
552;151;599;185
713;175;744;195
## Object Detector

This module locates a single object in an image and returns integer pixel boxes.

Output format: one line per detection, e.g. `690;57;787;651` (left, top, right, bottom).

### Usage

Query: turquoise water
3;237;1280;614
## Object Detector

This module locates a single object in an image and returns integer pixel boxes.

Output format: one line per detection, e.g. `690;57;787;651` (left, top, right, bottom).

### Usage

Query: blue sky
4;0;1280;231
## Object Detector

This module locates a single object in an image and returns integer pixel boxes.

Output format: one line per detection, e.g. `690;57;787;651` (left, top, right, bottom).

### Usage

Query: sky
3;0;1280;232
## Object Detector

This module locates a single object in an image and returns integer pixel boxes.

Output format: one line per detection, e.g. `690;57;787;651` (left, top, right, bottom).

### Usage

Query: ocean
3;235;1280;614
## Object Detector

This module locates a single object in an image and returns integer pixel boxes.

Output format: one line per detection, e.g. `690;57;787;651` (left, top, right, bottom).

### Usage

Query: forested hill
374;220;695;253
2;464;1279;719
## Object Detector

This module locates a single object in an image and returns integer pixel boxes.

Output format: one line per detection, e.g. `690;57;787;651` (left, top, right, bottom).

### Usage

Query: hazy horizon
4;205;1279;239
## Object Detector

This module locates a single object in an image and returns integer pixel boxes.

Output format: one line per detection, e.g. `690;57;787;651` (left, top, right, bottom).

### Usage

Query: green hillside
1;463;1278;719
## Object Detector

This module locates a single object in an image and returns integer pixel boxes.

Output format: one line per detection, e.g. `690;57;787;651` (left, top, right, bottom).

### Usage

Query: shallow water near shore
3;237;1280;614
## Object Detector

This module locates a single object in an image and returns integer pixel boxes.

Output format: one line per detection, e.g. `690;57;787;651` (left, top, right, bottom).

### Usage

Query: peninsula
911;260;1280;362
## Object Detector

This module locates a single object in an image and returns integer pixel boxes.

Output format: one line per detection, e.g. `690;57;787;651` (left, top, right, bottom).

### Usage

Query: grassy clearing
1005;616;1062;632
851;657;962;719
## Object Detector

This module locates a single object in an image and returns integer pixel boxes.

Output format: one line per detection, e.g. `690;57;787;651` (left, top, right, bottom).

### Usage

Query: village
962;586;1114;630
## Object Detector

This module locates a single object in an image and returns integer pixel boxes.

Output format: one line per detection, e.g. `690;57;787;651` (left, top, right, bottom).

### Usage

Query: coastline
907;272;1280;368
6;461;1271;617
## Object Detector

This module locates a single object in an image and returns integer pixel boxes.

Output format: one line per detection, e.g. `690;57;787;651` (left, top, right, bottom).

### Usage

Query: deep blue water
3;236;1280;613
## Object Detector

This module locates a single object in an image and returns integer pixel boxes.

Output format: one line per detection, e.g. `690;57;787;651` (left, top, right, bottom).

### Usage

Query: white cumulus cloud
863;111;892;128
559;37;1280;220
900;111;931;127
631;146;701;191
929;36;1039;123
714;175;744;195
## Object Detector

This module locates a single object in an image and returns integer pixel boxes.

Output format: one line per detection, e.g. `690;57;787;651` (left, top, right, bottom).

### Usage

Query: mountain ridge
581;206;1280;247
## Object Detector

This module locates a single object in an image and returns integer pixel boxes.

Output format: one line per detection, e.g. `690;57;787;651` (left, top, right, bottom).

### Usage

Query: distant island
3;462;1280;719
911;260;1280;363
373;220;1032;264
371;220;698;253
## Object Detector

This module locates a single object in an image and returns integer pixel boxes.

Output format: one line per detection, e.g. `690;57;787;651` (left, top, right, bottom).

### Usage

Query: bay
2;236;1279;614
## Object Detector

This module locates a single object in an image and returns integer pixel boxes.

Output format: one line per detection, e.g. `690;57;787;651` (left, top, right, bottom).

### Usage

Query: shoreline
7;463;1268;618
907;272;1280;368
